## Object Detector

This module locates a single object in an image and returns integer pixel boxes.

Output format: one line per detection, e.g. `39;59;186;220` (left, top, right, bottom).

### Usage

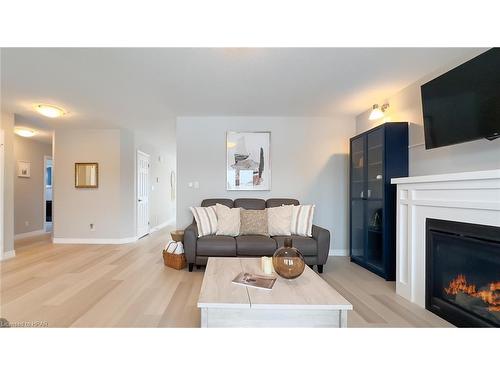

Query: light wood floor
0;228;452;328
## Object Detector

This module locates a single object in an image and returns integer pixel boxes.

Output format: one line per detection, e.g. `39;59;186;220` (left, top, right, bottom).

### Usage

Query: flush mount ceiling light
14;127;36;137
35;104;66;118
369;103;389;121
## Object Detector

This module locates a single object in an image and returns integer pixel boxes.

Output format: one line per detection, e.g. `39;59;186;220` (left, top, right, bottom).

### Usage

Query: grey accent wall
1;111;14;255
53;128;135;240
356;49;500;176
13;135;52;235
176;116;356;254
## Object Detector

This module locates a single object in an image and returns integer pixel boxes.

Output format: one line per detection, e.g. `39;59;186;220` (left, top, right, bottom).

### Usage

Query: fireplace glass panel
428;227;500;327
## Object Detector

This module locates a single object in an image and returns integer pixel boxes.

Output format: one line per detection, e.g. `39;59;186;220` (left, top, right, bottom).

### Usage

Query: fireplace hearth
426;219;500;327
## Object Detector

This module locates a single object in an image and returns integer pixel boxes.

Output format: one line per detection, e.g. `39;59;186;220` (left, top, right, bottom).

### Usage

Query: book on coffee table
232;272;276;290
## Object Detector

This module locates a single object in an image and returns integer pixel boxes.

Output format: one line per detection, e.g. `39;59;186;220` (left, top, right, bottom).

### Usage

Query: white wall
14;135;52;235
176;116;356;254
0;111;14;257
53;128;136;241
356;50;500;176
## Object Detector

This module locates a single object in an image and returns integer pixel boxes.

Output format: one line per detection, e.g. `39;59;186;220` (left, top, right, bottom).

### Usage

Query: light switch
194;181;199;189
188;182;193;188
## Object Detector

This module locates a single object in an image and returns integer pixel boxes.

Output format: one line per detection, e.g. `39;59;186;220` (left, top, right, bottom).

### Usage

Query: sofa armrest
184;223;198;264
312;225;330;265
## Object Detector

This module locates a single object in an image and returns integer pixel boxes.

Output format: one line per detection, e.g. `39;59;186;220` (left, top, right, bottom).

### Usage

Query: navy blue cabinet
349;122;408;280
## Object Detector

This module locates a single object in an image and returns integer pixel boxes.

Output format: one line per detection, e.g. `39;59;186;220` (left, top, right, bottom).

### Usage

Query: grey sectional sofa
184;198;330;273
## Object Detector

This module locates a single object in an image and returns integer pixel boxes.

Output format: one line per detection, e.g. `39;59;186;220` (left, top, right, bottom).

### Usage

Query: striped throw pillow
190;206;218;237
290;204;315;237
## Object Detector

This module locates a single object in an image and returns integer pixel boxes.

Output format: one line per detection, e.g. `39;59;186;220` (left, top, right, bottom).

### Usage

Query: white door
136;151;150;238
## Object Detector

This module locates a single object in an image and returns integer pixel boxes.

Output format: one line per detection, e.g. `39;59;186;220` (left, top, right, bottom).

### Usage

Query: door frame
43;155;53;232
136;150;150;238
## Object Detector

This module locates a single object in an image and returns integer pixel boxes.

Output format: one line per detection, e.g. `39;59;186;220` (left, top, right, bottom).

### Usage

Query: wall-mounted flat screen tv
421;48;500;149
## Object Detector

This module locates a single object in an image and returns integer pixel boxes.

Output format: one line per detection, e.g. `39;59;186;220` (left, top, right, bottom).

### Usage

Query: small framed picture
17;161;31;178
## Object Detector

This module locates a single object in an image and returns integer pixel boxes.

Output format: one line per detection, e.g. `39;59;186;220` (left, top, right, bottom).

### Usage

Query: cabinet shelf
349;122;408;281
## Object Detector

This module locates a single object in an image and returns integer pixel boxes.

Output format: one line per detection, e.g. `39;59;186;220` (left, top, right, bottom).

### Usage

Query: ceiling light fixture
14;128;36;138
35;104;66;118
369;103;389;121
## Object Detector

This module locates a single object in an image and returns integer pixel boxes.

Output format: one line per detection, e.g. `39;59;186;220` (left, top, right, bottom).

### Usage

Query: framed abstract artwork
17;161;31;178
226;131;271;191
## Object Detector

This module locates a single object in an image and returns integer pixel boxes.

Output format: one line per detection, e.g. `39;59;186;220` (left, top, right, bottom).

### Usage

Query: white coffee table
197;257;352;328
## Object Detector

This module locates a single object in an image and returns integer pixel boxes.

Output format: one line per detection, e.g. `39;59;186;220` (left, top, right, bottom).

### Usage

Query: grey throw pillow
240;209;269;236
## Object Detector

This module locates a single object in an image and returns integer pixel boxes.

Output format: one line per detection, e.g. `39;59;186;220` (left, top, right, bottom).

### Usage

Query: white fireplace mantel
391;169;500;307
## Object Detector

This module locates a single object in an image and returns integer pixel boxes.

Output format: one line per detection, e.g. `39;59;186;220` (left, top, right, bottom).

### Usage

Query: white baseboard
14;229;47;240
150;219;174;233
328;249;348;256
52;236;139;245
1;250;16;261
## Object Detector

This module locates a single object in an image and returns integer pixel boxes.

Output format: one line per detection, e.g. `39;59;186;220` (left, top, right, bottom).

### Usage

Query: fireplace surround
392;169;500;308
426;219;500;327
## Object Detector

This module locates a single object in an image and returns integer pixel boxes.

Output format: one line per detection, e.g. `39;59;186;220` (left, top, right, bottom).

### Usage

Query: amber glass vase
272;238;305;279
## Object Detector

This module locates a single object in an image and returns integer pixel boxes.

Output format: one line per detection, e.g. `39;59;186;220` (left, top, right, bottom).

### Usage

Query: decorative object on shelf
369;209;382;231
369;103;390;121
163;240;187;270
170;230;185;243
261;256;274;275
272;238;305;279
17;161;31;178
226;131;271;191
75;162;98;188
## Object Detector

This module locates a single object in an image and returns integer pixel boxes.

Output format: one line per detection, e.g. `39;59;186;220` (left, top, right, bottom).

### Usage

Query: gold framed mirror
75;163;99;188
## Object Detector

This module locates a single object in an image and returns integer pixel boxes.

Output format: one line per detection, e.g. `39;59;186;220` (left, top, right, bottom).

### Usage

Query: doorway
44;156;53;232
136;150;150;238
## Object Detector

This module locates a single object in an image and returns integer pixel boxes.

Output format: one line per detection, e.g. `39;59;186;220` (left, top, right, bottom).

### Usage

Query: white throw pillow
267;205;292;236
190;206;218;237
291;204;315;237
215;203;241;236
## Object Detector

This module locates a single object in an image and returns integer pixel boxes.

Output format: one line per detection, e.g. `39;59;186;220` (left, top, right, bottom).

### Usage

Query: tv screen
421;48;500;149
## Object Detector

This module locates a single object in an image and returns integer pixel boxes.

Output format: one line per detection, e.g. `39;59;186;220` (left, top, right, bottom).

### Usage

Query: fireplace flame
444;274;500;312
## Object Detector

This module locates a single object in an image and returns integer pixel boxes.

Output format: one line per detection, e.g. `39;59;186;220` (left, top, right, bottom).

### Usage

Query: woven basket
163;251;187;270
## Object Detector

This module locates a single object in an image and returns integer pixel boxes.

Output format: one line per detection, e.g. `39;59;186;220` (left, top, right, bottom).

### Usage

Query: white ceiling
0;48;487;142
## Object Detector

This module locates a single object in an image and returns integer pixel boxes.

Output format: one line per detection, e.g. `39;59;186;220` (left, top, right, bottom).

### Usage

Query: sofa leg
188;263;194;272
196;265;201;270
317;265;323;273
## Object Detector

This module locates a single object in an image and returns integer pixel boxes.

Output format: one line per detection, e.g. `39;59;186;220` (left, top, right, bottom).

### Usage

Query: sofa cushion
240;209;269;236
267;205;292;236
215;204;241;236
201;199;233;208
236;235;277;256
273;235;318;256
291;204;315;237
234;198;266;210
197;235;236;256
190;206;218;237
266;198;300;208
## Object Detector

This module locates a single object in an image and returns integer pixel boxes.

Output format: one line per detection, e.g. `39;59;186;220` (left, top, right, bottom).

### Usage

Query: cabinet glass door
367;128;384;200
366;128;384;271
351;137;365;199
350;136;366;261
366;200;383;271
351;199;365;260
